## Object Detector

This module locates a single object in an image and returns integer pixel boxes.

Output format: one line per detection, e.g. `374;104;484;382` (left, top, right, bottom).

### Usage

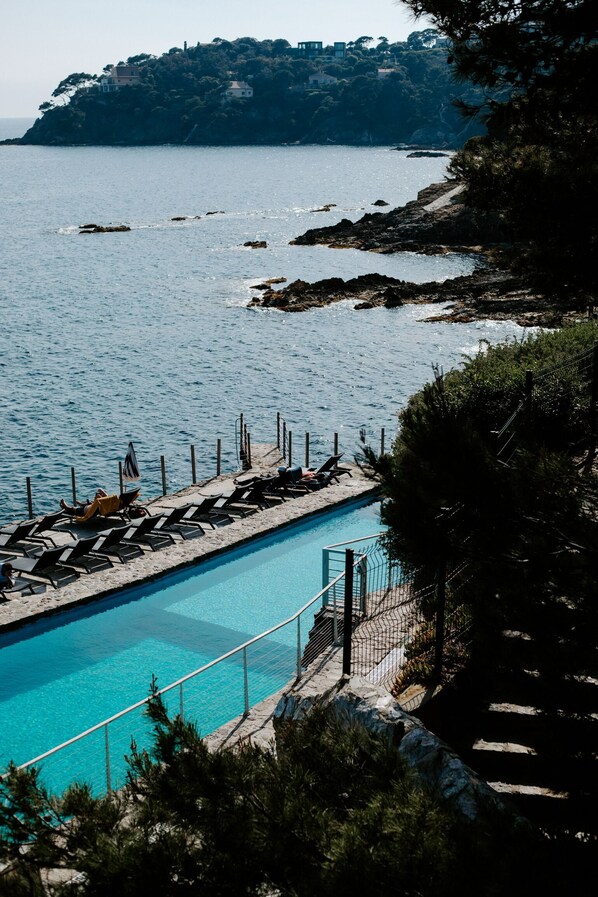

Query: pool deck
0;445;379;634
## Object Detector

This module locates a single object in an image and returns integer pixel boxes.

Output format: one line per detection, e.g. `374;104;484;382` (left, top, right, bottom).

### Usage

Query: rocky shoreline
250;181;581;327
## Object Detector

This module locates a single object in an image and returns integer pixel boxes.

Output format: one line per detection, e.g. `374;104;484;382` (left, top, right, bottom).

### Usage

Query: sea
0;117;528;523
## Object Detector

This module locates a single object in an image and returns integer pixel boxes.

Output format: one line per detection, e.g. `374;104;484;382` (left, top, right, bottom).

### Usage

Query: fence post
305;432;310;468
525;370;533;424
242;647;250;715
190;444;197;484
160;455;167;496
239;413;245;465
591;343;598;441
342;549;354;677
71;466;77;505
288;431;293;467
179;682;184;720
247;432;252;468
380;427;385;456
433;556;447;683
118;461;124;494
296;616;302;680
277;412;281;450
282;421;287;461
104;724;112;794
26;477;33;518
216;438;222;476
334;432;339;456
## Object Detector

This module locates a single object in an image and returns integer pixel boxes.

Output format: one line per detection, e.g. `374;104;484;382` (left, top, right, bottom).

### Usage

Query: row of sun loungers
0;455;351;599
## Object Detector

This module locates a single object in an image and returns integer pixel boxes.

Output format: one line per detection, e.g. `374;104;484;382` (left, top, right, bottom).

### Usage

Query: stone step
465;739;597;793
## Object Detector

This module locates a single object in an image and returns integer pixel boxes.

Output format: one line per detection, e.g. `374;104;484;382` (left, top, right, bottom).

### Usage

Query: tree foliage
402;0;598;295
365;323;598;672
0;695;543;897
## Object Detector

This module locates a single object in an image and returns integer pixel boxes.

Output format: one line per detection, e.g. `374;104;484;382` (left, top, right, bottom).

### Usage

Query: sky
0;0;432;118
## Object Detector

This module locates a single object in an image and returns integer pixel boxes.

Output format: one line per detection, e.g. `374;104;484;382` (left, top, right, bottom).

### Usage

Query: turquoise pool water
0;499;382;793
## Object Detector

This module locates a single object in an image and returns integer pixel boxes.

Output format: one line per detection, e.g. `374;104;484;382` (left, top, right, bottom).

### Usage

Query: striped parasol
122;441;141;483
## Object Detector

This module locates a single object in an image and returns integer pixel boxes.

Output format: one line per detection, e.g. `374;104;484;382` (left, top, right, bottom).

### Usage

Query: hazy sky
0;0;431;117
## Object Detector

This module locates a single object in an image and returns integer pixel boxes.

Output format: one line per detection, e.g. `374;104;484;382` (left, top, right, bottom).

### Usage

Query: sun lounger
58;536;114;574
91;526;145;563
308;453;352;481
68;488;143;524
184;496;234;528
152;506;207;540
121;515;176;551
26;510;69;547
0;520;43;555
10;546;80;588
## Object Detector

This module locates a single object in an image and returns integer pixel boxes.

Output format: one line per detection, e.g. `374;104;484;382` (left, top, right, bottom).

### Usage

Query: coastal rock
310;203;337;212
244;240;267;248
251;276;287;290
249;266;558;325
291;180;508;254
407;151;449;158
79;224;131;234
251;273;408;312
206;210;225;215
274;677;517;824
372;199;389;206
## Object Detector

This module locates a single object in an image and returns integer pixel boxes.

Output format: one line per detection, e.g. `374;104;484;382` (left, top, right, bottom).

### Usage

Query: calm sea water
0;137;526;522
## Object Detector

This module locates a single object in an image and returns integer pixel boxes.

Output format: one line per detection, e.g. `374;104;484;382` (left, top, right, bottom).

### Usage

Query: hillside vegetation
22;33;486;147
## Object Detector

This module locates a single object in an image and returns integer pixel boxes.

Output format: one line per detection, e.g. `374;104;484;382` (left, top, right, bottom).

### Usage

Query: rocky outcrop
274;677;518;824
79;224;131;234
249;267;559;325
291;180;508;255
244;240;267;248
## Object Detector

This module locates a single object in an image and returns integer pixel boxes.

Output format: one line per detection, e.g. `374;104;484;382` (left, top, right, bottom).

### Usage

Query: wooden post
71;466;77;505
239;413;245;464
288;431;293;467
380;427;385;456
118;461;124;494
282;421;287;460
190;444;197;484
305;432;310;468
277;412;281;449
217;438;222;476
591;343;598;440
342;549;354;677
247;432;252;468
26;477;33;518
525;370;533;424
433;557;447;683
160;455;167;496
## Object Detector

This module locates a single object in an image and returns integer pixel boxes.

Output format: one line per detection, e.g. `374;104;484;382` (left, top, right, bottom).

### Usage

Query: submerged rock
244;240;267;248
79;224;131;234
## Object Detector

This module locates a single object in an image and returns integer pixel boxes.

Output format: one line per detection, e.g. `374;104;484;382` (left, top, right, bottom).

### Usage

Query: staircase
416;614;598;877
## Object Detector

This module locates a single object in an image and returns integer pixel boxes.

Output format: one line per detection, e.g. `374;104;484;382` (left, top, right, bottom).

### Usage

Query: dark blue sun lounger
58;536;114;574
121;515;176;551
91;526;145;563
11;546;80;588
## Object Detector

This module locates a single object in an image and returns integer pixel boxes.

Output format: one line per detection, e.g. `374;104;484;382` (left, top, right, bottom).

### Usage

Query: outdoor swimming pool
0;498;382;794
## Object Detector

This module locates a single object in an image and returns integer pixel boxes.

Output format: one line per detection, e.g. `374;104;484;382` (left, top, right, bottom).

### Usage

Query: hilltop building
223;80;254;100
98;65;141;93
